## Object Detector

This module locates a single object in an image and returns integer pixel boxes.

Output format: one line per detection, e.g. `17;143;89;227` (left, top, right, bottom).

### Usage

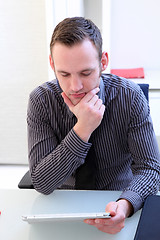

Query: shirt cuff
118;190;144;214
64;128;92;159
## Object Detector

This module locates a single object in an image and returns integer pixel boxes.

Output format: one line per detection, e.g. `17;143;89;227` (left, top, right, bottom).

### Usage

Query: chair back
138;84;149;101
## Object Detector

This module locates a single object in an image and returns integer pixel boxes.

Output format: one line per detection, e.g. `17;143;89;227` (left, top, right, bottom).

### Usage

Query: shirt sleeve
27;89;91;194
118;89;160;213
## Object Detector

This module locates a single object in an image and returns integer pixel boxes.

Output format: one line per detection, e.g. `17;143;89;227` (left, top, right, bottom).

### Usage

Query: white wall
0;0;48;164
109;0;160;145
110;0;160;70
47;0;84;80
0;0;84;165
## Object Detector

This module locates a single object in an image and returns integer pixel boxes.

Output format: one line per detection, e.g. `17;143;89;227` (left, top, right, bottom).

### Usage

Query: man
27;17;160;234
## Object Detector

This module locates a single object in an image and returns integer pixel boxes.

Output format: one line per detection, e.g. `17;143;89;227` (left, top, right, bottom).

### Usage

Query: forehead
52;39;100;71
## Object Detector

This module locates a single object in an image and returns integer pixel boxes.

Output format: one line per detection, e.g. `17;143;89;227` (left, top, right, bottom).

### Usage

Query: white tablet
22;212;111;223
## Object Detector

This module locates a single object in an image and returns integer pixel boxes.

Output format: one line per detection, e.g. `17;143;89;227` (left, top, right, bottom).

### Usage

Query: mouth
70;93;86;98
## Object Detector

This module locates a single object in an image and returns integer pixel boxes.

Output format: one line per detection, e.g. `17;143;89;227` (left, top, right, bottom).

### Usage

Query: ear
101;52;109;71
49;54;55;71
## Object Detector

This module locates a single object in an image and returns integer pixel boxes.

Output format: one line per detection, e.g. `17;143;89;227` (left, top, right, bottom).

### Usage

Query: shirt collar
98;77;105;104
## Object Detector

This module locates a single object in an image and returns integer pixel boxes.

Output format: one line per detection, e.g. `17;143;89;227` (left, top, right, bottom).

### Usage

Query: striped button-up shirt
27;74;160;213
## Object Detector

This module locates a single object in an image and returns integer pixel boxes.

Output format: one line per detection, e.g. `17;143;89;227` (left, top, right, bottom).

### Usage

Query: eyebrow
81;68;95;72
57;68;95;74
57;70;69;74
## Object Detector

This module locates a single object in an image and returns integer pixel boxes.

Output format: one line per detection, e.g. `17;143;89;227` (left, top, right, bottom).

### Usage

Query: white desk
0;189;140;240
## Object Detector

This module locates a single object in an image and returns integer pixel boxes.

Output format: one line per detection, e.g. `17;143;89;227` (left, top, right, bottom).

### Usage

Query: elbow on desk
32;180;56;195
31;172;58;195
33;184;54;195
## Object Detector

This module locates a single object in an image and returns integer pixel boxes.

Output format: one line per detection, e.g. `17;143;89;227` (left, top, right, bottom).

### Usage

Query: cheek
88;75;101;89
57;78;67;92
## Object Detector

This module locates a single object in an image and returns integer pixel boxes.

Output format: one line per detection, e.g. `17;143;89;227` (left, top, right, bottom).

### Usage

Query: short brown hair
50;17;102;61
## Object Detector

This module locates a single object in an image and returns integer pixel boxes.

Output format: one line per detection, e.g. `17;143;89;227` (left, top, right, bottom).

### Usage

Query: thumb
105;201;118;217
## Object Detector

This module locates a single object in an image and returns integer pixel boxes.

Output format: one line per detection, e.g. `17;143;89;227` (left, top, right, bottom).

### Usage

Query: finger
105;201;118;217
94;98;103;109
85;215;111;226
99;104;105;115
84;219;96;225
81;87;100;103
97;223;124;234
88;94;99;105
95;218;110;225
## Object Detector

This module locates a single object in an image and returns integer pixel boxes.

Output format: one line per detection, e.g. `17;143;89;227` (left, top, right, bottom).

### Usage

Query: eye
61;72;70;77
81;71;92;77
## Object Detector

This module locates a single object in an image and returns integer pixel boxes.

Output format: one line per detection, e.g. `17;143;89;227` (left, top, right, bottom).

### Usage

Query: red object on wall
111;68;145;79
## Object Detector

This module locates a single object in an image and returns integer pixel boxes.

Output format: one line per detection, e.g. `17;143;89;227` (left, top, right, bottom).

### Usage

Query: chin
70;98;81;106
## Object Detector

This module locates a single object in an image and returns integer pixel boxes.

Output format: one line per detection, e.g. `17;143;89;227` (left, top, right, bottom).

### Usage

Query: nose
70;75;83;92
